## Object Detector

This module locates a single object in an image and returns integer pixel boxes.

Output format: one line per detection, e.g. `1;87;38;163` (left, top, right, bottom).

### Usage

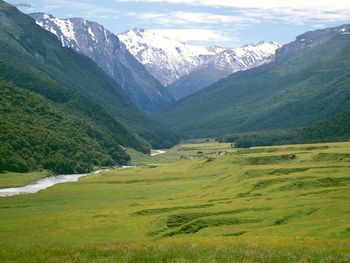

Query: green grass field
0;141;350;262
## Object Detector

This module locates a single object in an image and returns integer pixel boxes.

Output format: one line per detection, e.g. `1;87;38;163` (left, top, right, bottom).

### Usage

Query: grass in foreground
0;141;349;262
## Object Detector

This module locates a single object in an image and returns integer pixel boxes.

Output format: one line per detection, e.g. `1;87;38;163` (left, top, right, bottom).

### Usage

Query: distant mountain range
167;41;280;99
118;29;280;99
31;15;281;102
118;28;225;86
30;13;174;112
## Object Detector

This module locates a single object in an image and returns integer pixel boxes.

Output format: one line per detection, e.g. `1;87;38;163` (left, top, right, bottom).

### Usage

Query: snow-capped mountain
30;13;174;112
204;41;280;72
118;28;280;98
168;41;281;99
32;15;281;102
118;28;225;86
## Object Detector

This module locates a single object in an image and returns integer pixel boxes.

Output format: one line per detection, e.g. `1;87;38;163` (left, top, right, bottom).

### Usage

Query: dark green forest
0;80;131;173
220;108;350;147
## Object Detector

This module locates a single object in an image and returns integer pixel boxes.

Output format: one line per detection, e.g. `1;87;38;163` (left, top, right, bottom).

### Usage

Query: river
150;150;166;156
0;165;140;197
0;173;89;197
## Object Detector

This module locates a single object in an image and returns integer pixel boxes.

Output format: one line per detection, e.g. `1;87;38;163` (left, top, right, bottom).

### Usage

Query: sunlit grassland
0;141;350;262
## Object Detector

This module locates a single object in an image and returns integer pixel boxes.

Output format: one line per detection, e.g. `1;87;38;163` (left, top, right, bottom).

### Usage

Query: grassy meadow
0;141;350;262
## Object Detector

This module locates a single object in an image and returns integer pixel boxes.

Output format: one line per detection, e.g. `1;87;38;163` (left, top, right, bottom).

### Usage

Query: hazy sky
10;0;350;47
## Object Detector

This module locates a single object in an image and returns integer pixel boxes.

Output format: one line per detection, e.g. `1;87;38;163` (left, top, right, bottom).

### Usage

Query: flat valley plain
0;141;350;262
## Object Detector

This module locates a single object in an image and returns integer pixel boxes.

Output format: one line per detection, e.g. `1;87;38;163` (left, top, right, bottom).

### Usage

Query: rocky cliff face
31;13;174;112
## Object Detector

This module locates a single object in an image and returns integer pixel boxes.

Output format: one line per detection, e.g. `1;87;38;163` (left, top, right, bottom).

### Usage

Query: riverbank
0;166;138;197
0;171;51;189
150;149;166;156
0;173;89;197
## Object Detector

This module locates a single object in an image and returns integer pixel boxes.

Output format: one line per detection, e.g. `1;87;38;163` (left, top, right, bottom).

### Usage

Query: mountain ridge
167;41;280;99
30;12;174;112
118;28;224;86
118;28;280;99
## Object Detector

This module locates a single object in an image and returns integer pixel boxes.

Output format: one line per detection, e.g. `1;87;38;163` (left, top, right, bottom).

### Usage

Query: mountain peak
167;40;280;99
118;29;228;86
30;12;53;20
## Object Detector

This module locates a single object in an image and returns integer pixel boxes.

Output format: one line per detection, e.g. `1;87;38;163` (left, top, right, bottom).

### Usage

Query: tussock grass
313;152;350;162
133;204;214;216
166;207;270;228
240;154;297;165
0;141;349;261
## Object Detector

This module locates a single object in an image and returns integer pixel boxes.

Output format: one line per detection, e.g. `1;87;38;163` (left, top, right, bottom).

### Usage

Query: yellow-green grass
0;171;50;189
128;141;236;165
0;141;350;262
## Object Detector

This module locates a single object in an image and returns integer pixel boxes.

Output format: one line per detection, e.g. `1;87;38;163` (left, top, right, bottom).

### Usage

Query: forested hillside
220;108;350;148
0;1;178;149
153;31;350;138
0;80;131;173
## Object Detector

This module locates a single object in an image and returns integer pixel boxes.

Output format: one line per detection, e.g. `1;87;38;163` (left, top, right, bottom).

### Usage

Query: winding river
0;152;161;197
0;173;89;197
150;150;166;156
0;165;138;197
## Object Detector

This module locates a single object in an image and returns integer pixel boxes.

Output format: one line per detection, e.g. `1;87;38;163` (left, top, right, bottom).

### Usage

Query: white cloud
126;6;350;46
130;8;350;28
149;29;236;43
134;11;258;25
116;0;350;10
118;0;350;25
41;0;120;17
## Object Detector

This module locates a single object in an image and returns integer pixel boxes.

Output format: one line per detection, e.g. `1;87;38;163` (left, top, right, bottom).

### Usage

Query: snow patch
88;26;96;40
43;14;51;20
53;18;76;43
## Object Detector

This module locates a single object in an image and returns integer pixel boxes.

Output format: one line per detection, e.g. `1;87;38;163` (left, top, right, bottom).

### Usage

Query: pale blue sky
9;0;350;47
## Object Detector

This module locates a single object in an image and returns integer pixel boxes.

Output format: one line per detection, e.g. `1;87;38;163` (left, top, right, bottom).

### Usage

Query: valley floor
0;141;350;262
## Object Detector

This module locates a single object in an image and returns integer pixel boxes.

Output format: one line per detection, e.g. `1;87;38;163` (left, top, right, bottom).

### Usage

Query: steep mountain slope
0;1;178;149
118;28;225;86
30;13;173;112
0;80;130;173
0;58;150;152
153;24;350;138
168;41;280;99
